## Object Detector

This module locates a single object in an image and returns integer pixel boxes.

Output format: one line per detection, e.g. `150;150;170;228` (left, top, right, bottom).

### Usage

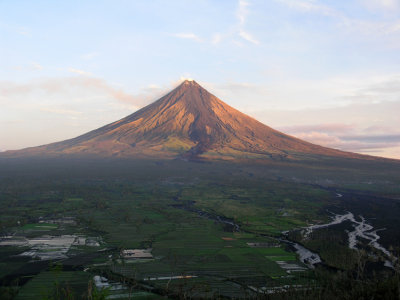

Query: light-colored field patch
94;275;159;299
275;260;307;273
22;223;58;230
1;235;100;260
20;235;76;260
0;237;29;246
144;275;198;281
267;255;296;261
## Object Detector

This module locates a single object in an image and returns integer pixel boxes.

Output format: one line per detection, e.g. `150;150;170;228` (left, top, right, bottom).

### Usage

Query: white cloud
10;63;44;72
205;73;400;117
81;52;99;60
275;120;400;158
31;62;43;70
146;84;161;90
239;29;260;45
276;0;400;41
237;0;249;26
170;1;259;46
68;68;92;76
179;76;194;82
359;0;400;12
236;0;260;45
212;33;222;44
276;0;340;17
172;33;202;42
40;107;83;116
291;130;400;154
0;77;158;109
280;123;356;134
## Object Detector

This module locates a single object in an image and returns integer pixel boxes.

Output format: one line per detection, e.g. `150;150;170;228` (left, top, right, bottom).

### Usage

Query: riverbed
300;210;396;268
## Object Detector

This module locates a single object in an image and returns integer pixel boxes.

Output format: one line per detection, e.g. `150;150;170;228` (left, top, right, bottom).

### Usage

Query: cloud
0;77;162;109
294;131;400;152
359;0;400;12
68;68;92;76
81;52;99;60
254;72;400;110
276;119;400;156
40;107;83;116
215;81;265;92
236;0;260;45
237;0;249;26
250;95;400;159
239;29;260;45
172;33;202;42
340;18;400;37
212;33;222;44
178;76;194;83
169;1;259;46
141;83;162;93
340;74;400;104
276;0;340;17
206;73;400;112
280;123;355;134
363;75;400;95
295;131;342;146
363;124;400;134
341;134;400;143
276;0;400;40
31;62;43;70
202;81;269;103
10;62;44;72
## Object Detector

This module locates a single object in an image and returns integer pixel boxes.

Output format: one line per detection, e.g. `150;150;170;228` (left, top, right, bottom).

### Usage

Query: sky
1;0;400;159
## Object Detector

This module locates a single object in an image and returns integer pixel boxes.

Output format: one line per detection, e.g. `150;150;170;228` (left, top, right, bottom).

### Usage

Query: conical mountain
5;80;373;161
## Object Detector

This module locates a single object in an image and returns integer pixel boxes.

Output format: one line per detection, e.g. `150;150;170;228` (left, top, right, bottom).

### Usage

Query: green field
22;223;58;230
0;158;399;298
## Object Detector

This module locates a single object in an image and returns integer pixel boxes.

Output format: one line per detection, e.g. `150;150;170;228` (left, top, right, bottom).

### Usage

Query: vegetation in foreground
0;158;399;299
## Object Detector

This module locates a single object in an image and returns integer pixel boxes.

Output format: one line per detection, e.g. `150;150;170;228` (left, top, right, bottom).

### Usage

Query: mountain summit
6;80;369;160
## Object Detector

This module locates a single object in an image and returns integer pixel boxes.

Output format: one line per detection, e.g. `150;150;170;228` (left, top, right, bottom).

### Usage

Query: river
300;210;396;268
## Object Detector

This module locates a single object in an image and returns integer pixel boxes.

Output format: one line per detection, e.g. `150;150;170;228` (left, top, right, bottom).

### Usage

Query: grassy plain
0;157;399;298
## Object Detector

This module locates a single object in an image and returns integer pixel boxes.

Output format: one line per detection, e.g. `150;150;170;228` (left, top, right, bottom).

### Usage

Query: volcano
5;80;374;161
